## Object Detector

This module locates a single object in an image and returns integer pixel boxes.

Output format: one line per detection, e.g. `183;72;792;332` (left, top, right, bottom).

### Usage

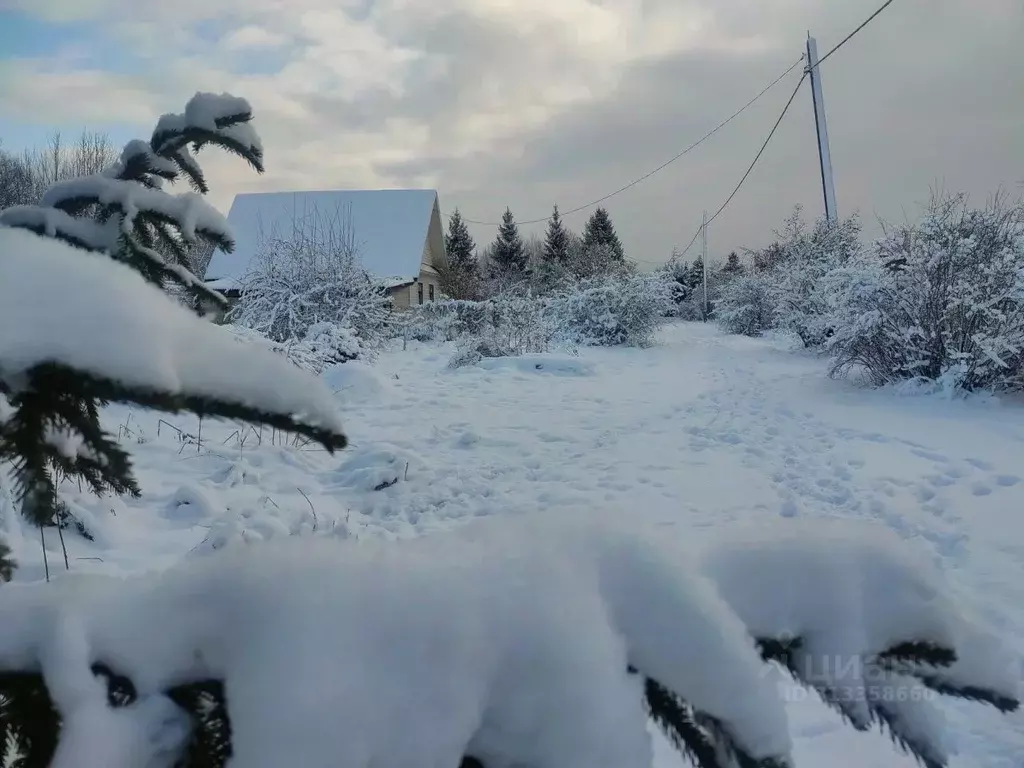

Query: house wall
388;284;412;309
390;271;440;309
392;206;446;310
403;196;446;307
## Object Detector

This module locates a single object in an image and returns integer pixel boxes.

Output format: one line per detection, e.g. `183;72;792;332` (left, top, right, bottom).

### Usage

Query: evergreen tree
582;206;624;261
722;251;744;276
488;207;528;280
445;208;477;278
533;205;572;292
689;256;705;288
542;205;570;264
0;92;347;552
0;90;347;761
440;208;479;299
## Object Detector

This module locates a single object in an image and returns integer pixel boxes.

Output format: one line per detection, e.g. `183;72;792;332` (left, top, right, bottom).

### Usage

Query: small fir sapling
0;92;348;763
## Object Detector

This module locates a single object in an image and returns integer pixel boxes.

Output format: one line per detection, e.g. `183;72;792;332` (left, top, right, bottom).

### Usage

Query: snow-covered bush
228;322;361;375
770;209;863;348
827;193;1024;392
549;271;676;347
400;299;490;343
448;294;554;368
661;256;731;322
661;257;694;317
230;203;392;355
716;273;779;337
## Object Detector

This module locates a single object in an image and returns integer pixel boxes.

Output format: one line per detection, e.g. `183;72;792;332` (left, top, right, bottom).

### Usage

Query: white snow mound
329;443;424;492
322;361;391;402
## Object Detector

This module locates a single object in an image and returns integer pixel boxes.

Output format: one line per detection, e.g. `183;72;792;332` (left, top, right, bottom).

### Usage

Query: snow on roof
205;189;439;290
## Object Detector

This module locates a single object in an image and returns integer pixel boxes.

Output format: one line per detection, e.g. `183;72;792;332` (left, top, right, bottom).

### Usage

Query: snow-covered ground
2;321;1021;767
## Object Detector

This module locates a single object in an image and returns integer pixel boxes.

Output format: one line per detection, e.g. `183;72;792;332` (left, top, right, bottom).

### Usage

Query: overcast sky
1;0;1021;266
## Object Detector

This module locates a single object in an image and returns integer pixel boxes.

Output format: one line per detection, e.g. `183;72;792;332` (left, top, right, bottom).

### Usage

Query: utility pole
701;210;708;322
806;33;838;223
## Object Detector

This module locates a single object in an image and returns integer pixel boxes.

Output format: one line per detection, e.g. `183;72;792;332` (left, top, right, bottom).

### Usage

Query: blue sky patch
0;115;140;154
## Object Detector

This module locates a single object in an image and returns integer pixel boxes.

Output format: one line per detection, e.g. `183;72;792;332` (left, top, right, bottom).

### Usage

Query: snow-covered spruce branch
0;515;1015;768
700;518;1020;768
0;91;263;312
0;227;346;531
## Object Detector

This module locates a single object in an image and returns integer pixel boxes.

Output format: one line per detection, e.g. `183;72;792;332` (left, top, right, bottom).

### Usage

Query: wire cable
673;70;807;261
670;0;899;262
812;0;898;71
451;56;805;227
452;0;899;238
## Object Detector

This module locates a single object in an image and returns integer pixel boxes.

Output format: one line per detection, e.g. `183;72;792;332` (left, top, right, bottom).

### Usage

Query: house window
417;282;424;305
429;284;435;302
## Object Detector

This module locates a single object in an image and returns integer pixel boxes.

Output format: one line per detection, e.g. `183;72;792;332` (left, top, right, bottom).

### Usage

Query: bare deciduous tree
0;130;118;210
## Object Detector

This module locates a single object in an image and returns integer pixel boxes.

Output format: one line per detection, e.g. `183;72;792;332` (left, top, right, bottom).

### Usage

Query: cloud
1;0;1022;263
219;26;290;51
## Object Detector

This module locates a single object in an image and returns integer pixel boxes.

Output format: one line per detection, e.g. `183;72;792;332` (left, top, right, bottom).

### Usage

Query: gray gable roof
205;188;440;290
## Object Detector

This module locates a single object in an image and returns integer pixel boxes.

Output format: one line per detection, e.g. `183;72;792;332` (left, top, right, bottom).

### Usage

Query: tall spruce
445;208;477;273
542;204;570;264
0;91;348;764
488;207;528;280
582;206;624;261
533;204;573;292
442;208;479;299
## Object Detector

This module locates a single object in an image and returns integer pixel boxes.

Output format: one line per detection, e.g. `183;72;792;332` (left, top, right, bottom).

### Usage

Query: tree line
0;129;119;210
440;204;628;299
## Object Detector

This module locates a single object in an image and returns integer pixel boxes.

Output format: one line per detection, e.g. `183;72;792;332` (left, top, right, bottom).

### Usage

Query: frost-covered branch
2;91;263;311
231;203;392;354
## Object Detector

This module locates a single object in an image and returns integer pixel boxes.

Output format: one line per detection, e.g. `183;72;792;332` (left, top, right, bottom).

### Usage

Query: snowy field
3;320;1022;767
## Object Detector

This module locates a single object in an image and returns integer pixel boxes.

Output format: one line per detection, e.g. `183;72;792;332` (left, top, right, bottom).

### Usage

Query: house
204;188;446;310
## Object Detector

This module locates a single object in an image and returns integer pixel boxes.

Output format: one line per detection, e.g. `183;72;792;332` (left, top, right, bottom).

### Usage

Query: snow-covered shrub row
227;321;361;375
448;295;556;369
230;204;393;355
664;263;726;322
715;194;1024;393
404;271;677;356
399;299;491;343
0;513;1015;768
713;210;861;341
547;271;678;348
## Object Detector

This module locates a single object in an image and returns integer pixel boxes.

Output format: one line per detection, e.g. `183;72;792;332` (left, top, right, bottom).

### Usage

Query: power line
812;0;898;71
671;0;899;262
450;0;899;246
673;70;808;262
450;56;805;227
